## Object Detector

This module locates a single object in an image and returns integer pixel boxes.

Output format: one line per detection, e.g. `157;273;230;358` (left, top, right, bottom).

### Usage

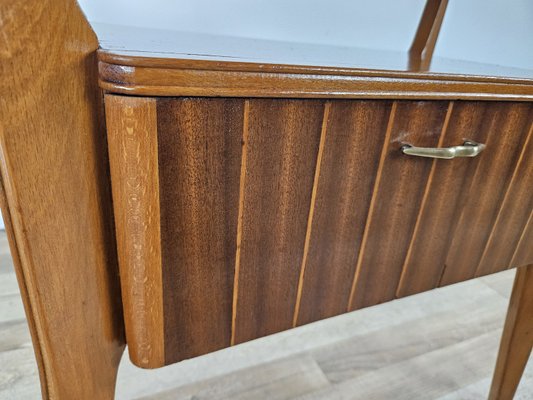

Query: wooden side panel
105;96;532;368
156;98;243;363
349;101;449;310
233;99;324;344
295;100;392;325
105;95;165;368
98;53;533;102
476;120;533;276
0;0;125;398
441;103;532;286
396;102;490;296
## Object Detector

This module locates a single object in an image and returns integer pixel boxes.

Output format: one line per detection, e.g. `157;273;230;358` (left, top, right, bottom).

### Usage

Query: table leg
489;264;533;400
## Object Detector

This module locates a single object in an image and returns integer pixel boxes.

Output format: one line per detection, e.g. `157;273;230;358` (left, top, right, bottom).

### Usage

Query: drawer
105;96;533;368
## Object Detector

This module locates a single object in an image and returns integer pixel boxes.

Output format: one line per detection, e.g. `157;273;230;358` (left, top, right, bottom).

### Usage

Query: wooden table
0;0;531;399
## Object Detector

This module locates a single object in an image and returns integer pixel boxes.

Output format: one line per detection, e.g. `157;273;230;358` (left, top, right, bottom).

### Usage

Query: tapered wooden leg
489;264;533;400
0;0;125;398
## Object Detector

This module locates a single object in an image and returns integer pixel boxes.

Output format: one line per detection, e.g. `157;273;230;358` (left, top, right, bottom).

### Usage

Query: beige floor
0;231;531;400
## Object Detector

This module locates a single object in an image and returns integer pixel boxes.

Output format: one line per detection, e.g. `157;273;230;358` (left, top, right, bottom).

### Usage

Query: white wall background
79;0;425;53
78;0;533;70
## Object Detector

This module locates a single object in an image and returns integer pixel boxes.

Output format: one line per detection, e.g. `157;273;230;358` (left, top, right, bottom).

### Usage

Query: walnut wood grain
292;101;331;328
105;96;533;369
97;54;533;101
349;101;449;310
510;210;533;268
476;121;533;276
156;98;243;363
0;0;125;398
440;103;532;286
295;100;393;325
396;101;492;296
98;51;533;84
233;99;324;344
488;264;533;400
105;95;165;368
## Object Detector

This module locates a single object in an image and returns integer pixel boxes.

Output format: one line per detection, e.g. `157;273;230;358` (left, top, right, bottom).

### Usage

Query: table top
95;23;533;81
90;1;533;100
82;0;533;82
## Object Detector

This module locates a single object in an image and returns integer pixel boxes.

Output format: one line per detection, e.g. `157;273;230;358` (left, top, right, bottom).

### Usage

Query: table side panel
234;99;325;344
397;101;497;296
156;98;244;363
105;96;533;367
441;103;532;286
349;101;449;310
295;100;393;325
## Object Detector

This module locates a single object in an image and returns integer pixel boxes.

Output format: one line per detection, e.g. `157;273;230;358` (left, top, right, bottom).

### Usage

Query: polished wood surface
93;17;533;80
510;209;533;268
105;96;164;368
94;2;533;98
295;100;392;325
157;98;243;363
0;0;125;398
476;122;533;277
396;101;492;296
349;101;449;310
489;264;533;400
234;99;324;344
440;103;533;286
98;52;533;100
105;96;533;367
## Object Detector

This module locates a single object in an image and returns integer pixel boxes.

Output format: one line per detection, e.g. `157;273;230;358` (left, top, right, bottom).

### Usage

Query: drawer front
105;95;533;367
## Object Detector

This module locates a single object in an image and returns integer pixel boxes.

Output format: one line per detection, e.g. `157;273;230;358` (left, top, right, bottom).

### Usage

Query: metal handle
401;140;485;159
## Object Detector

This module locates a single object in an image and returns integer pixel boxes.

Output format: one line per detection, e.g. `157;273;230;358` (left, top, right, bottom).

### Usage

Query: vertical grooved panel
396;102;491;297
510;209;533;267
395;101;453;297
157;98;244;363
441;103;532;286
349;101;449;310
234;99;324;344
476;120;533;276
108;95;533;368
295;100;393;325
292;101;331;327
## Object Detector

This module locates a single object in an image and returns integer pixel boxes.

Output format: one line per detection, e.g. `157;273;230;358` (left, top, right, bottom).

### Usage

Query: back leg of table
489;264;533;400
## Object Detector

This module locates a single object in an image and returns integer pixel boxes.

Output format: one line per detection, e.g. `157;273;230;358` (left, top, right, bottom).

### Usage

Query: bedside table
1;0;531;398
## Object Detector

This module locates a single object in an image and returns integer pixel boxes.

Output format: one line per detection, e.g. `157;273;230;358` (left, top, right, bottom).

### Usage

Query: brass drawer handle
401;140;485;159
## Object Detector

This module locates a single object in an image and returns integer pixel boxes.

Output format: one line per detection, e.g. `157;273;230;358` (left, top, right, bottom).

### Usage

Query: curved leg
489;264;533;400
0;0;125;398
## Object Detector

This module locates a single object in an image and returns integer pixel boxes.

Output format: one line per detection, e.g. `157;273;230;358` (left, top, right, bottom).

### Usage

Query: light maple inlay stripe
347;101;398;311
475;121;533;276
395;101;455;297
105;96;165;367
230;100;250;346
292;101;331;327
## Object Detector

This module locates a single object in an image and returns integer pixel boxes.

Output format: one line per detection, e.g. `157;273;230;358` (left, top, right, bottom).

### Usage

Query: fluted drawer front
105;95;533;368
